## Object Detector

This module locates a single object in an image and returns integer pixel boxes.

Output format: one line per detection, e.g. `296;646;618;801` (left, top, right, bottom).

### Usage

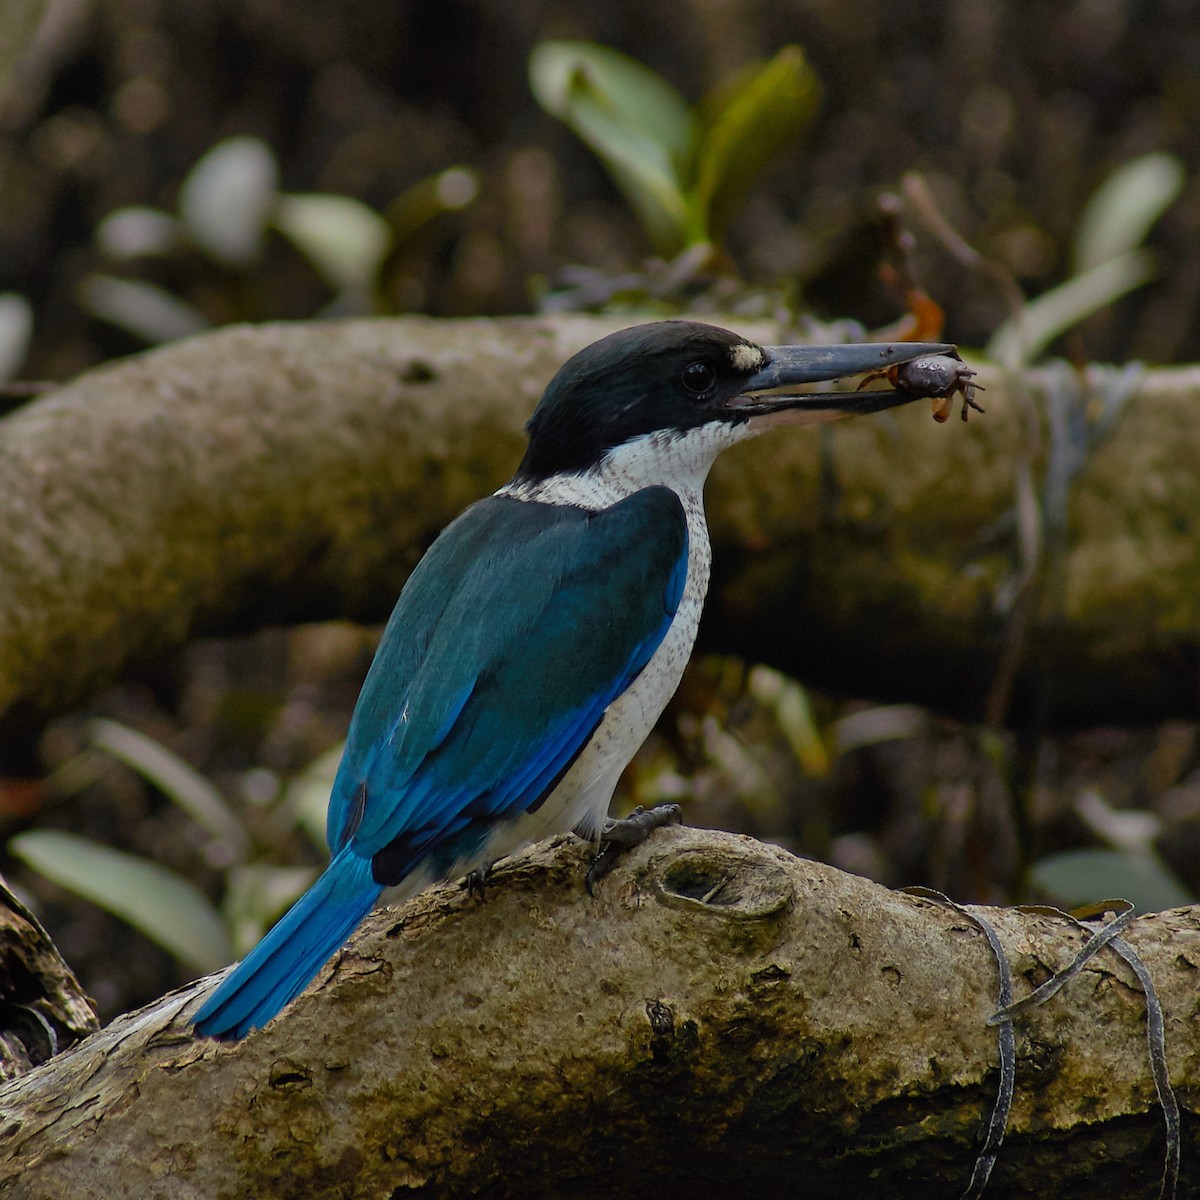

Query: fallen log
0;827;1194;1199
1;315;1197;737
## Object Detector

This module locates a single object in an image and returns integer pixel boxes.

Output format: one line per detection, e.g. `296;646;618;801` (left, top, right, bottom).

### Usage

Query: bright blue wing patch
324;487;688;885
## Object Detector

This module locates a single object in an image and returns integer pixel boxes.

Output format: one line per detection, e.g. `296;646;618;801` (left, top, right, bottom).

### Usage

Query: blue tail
194;847;383;1040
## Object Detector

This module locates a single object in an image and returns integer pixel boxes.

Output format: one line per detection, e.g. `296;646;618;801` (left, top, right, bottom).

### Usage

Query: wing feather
324;488;689;885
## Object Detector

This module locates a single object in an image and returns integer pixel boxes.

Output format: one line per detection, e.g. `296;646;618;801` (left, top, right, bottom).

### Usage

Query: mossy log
0;314;1197;738
0;827;1194;1198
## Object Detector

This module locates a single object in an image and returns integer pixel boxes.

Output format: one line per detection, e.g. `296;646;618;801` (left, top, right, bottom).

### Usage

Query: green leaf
530;41;696;173
274;193;392;295
833;705;927;754
984;249;1155;369
89;718;248;858
78;275;210;344
95;206;181;260
385;166;479;244
10;831;232;972
692;46;819;245
179;136;279;268
0;292;33;382
530;41;695;253
746;665;830;777
1072;152;1184;274
1031;847;1193;915
562;72;693;253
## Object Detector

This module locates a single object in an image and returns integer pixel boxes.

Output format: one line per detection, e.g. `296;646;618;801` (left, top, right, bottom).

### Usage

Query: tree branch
0;828;1193;1198
2;316;1199;736
0;871;97;1081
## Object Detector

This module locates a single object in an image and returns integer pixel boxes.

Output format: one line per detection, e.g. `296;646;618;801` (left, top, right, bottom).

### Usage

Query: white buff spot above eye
729;343;764;372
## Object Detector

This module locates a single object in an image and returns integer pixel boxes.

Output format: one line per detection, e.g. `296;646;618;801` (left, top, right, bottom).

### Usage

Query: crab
858;350;984;422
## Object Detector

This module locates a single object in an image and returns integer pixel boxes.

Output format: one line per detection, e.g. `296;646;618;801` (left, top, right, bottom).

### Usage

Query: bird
193;319;952;1040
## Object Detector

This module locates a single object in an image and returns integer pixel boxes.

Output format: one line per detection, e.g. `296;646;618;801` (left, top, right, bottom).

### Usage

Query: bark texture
0;872;97;1081
0;827;1195;1199
1;314;1198;735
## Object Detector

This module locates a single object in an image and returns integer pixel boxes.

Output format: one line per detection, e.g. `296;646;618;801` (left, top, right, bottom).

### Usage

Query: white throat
498;420;749;510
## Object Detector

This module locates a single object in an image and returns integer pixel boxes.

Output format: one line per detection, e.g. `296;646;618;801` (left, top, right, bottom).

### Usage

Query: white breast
553;486;709;834
486;421;746;846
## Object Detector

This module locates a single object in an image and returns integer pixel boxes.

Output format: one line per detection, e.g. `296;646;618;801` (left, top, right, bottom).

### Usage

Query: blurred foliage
0;620;377;1013
530;41;818;259
0;291;33;380
3;0;1200;376
986;151;1183;369
82;134;478;342
1031;848;1191;915
11;714;337;972
1029;785;1193;913
11;827;233;973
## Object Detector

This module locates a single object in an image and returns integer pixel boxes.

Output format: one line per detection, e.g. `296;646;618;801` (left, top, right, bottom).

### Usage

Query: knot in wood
652;844;794;929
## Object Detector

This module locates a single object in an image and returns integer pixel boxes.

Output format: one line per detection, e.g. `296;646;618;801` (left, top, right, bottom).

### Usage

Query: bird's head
516;320;954;484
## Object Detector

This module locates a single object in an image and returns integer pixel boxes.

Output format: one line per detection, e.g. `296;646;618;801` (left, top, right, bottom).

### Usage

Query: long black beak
732;341;956;420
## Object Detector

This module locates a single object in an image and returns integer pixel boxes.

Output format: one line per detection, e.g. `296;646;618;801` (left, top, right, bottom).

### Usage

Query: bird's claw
585;803;683;894
461;863;493;900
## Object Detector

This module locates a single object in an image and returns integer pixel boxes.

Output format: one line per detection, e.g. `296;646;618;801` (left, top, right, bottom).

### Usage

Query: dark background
4;0;1200;378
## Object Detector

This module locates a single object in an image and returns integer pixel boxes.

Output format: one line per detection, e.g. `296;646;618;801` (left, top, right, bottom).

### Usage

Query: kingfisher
193;320;952;1040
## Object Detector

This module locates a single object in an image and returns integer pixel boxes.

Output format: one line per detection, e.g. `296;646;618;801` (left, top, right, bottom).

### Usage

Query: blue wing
327;485;689;881
196;485;688;1039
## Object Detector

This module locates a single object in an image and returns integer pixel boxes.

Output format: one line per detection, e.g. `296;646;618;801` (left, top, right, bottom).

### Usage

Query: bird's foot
585;804;683;895
461;862;494;900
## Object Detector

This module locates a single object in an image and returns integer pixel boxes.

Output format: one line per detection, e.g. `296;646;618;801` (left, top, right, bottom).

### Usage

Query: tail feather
194;847;382;1040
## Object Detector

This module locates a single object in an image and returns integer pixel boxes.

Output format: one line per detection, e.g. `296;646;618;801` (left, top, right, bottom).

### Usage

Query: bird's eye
681;361;717;394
